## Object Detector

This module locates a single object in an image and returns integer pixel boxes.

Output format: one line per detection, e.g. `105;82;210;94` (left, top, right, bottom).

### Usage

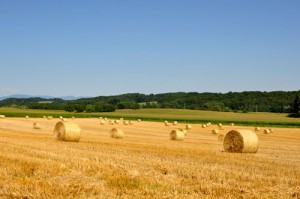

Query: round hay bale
47;116;53;120
207;122;211;126
138;119;141;122
104;118;107;120
123;120;129;125
100;120;105;125
212;129;219;134
165;123;169;126
114;120;120;124
255;127;260;131
202;124;207;128
264;129;271;134
178;128;187;136
164;120;168;124
33;122;41;129
72;116;75;119
269;128;274;133
173;121;178;125
110;128;124;139
62;118;67;122
230;123;235;126
218;133;225;142
54;121;81;142
99;117;102;119
170;130;185;141
43;116;46;119
25;116;29;119
59;116;63;119
186;124;192;130
223;130;258;153
120;117;123;120
218;123;222;127
0;115;5;118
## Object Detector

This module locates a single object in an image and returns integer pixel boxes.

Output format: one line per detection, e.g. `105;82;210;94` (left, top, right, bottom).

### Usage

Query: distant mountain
0;94;88;101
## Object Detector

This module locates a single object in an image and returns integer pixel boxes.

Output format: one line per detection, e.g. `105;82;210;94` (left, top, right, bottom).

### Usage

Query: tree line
0;91;299;116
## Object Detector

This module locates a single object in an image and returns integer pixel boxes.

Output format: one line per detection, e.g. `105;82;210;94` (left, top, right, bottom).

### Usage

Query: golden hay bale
218;123;222;127
72;116;75;119
43;116;46;118
264;129;271;134
61;118;67;122
202;124;207;128
170;130;185;141
123;120;129;125
212;129;219;134
207;122;211;126
255;127;260;131
114;120;119;124
269;128;274;133
165;123;169;126
223;130;258;153
100;120;105;125
110;128;124;139
54;121;81;142
0;115;5;118
173;121;178;125
138;119;141;122
164;120;168;124
99;117;102;119
59;116;63;119
230;123;235;126
47;116;53;120
178;128;187;136
186;124;192;130
104;118;107;120
218;133;225;142
33;122;41;129
25;116;29;119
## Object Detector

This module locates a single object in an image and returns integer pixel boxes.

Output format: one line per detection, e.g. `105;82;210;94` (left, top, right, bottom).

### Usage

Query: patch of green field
1;107;300;127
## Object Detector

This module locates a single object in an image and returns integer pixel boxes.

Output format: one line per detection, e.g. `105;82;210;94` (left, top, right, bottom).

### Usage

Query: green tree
290;90;300;117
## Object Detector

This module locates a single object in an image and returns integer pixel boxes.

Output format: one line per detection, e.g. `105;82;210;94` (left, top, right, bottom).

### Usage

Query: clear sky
0;0;299;97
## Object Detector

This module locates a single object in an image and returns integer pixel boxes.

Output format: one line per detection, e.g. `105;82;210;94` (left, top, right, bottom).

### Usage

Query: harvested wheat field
0;117;300;198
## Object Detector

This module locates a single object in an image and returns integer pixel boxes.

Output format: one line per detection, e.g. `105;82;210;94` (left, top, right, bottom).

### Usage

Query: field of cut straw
0;117;299;198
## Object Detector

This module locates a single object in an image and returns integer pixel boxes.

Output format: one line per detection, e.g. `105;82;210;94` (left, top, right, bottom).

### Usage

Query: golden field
0;117;299;198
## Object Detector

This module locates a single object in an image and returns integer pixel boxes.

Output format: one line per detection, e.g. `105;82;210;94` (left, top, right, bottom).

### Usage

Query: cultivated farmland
0;117;299;198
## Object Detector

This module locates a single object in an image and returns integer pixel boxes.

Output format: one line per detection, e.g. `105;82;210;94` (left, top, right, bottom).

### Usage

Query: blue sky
0;0;299;97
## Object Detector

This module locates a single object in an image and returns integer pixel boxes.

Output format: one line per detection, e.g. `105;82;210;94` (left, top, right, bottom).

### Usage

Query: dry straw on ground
212;129;219;134
53;121;81;142
170;130;185;141
186;124;192;130
223;130;258;153
110;128;124;139
33;122;41;129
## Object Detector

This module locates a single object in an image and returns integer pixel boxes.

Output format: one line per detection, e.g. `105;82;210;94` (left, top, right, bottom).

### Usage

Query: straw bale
186;124;192;130
218;133;225;142
33;122;41;129
54;121;81;142
110;128;124;139
170;130;185;141
264;129;271;134
223;130;258;153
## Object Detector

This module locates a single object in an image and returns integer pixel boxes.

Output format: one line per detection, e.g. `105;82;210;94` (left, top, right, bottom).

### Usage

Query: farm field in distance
0;116;299;198
1;107;300;127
